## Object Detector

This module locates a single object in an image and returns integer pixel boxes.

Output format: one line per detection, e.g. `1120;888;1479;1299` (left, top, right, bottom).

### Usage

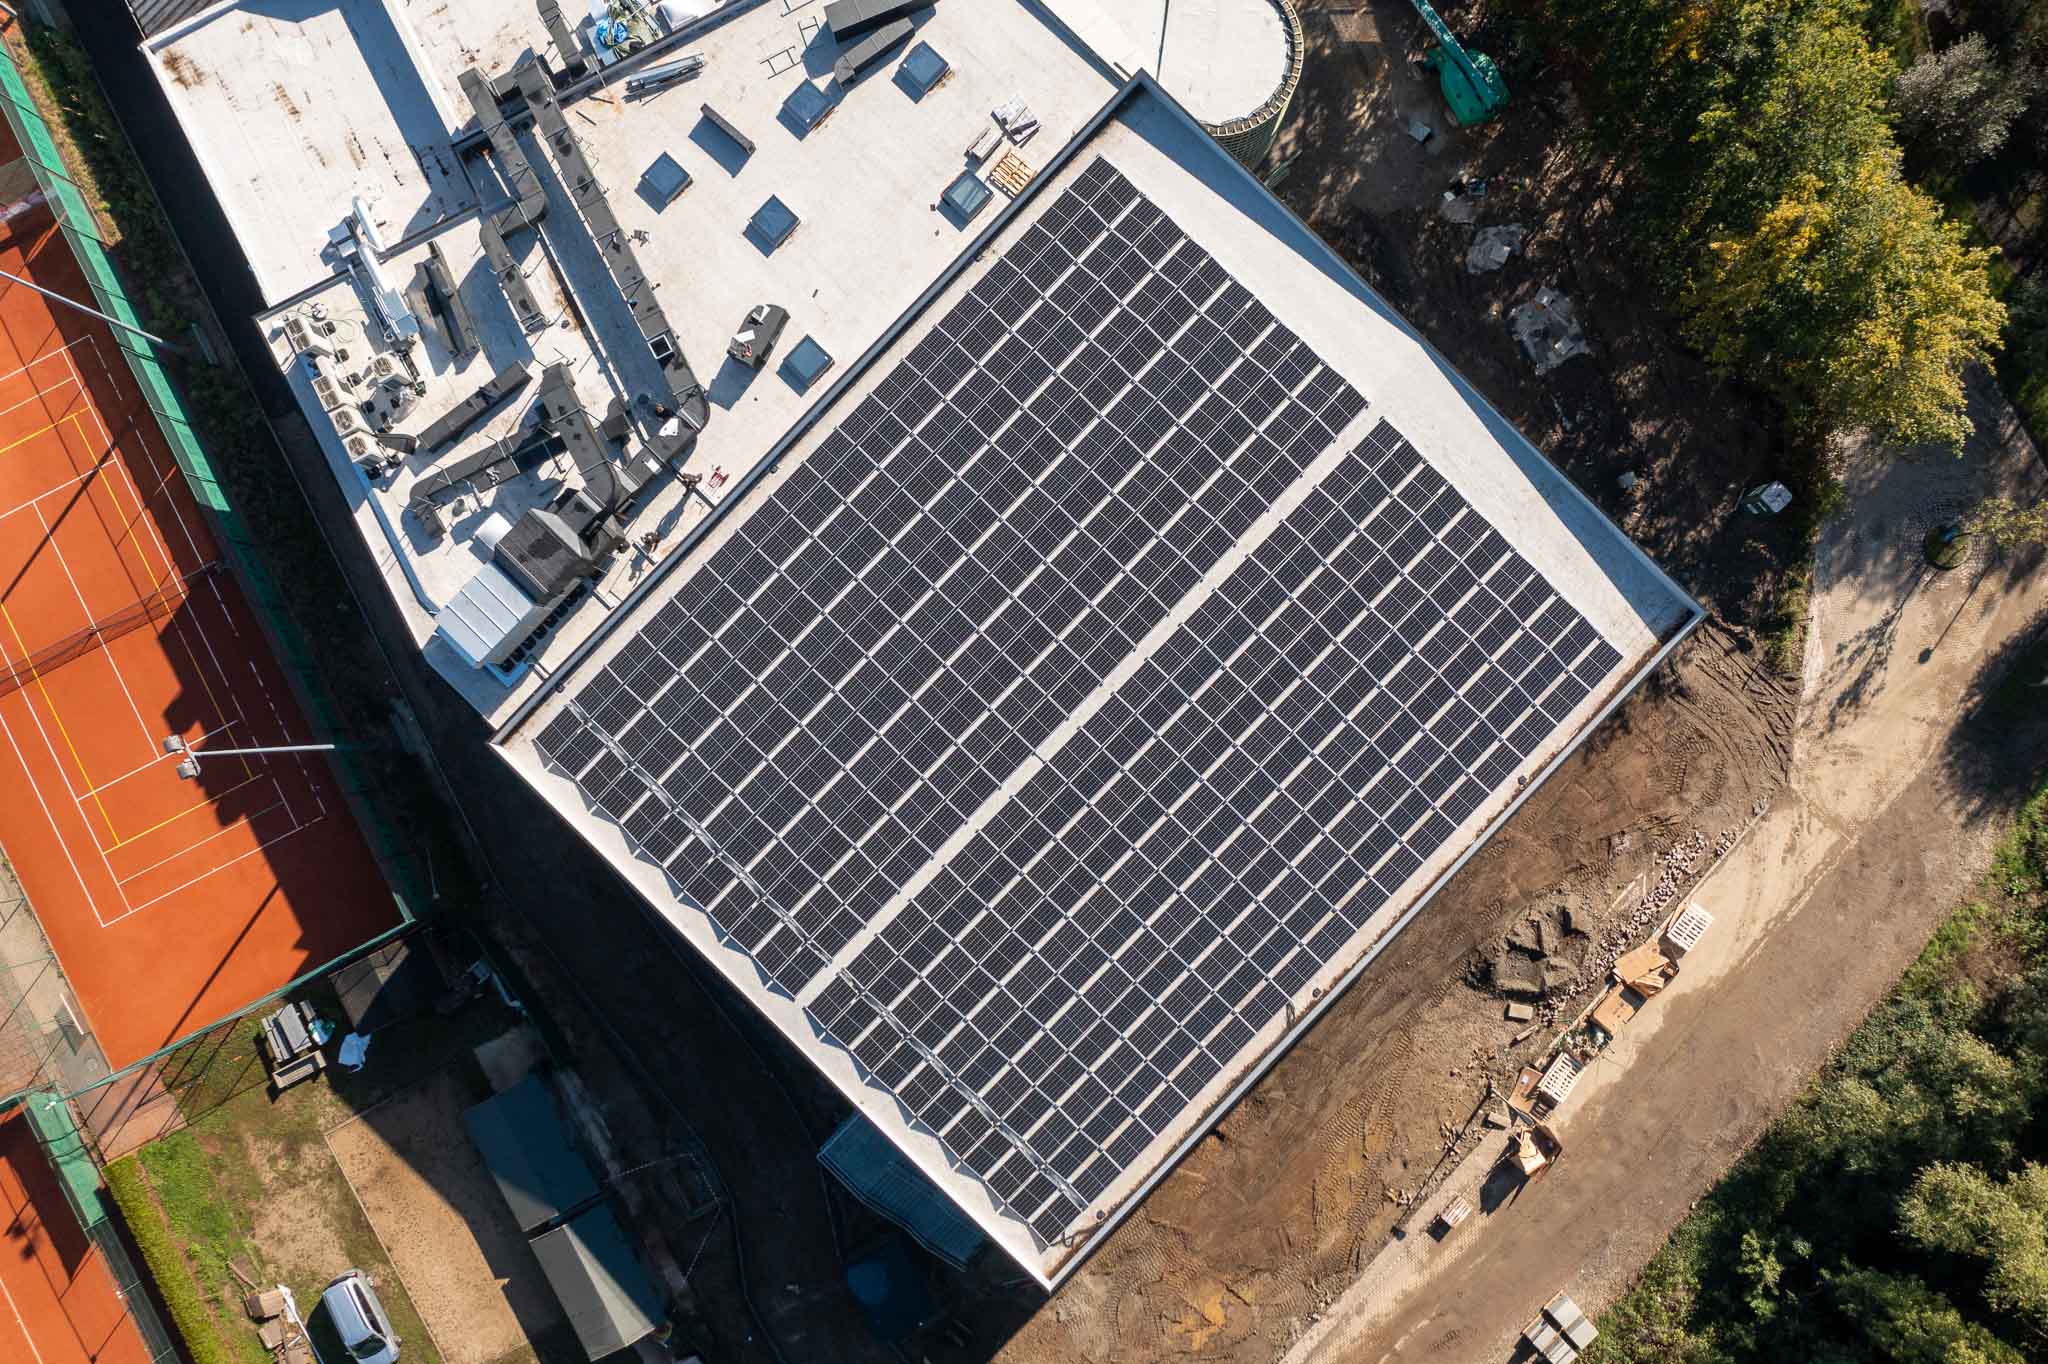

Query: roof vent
940;169;992;223
639;152;692;207
780;80;834;133
897;41;949;100
747;196;801;252
780;335;833;393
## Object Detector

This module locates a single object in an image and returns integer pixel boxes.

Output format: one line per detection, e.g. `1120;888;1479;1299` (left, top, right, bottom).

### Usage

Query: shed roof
463;1075;600;1234
530;1205;664;1359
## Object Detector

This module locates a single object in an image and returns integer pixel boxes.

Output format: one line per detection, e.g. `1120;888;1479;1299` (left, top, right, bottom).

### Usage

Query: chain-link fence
19;1092;181;1364
0;29;428;918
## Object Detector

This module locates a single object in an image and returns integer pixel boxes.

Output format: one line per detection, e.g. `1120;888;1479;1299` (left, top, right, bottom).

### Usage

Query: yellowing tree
1686;152;2005;447
1900;1161;2048;1337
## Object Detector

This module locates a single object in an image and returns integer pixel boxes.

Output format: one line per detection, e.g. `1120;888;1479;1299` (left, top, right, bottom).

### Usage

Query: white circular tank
1136;0;1305;168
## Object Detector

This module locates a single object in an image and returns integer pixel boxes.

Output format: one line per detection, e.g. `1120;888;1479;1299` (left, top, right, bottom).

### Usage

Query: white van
320;1270;399;1364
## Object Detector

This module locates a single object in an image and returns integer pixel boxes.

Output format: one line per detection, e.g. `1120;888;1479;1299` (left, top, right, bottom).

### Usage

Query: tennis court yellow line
93;422;257;783
106;771;265;851
0;414;64;457
0;599;118;842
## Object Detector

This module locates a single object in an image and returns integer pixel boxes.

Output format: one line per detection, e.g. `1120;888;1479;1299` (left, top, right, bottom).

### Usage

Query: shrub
103;1157;245;1364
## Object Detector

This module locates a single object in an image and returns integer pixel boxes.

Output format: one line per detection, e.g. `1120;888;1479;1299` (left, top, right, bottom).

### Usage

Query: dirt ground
1273;0;1801;614
325;1069;572;1364
1283;375;2048;1363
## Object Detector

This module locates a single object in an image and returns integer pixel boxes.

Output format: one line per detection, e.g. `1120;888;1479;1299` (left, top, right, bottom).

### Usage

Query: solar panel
532;157;1626;1248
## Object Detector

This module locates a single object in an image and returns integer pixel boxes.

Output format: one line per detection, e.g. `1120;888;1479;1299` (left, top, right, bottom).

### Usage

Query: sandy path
326;1071;565;1364
1284;377;2048;1362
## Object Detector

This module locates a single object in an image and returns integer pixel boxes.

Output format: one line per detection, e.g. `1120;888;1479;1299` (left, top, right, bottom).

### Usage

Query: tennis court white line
0;335;83;389
73;721;239;799
0;1271;49;1364
0;645;131;924
65;339;305;921
71;347;211;589
63;348;249;769
31;500;154;751
0;335;325;931
0;370;74;425
248;658;329;819
102;812;325;924
113;789;290;886
0;464;94;523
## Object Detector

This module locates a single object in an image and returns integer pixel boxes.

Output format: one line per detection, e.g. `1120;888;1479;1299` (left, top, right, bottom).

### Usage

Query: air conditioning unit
311;374;355;411
370;353;402;382
283;314;331;358
331;406;366;436
344;434;375;461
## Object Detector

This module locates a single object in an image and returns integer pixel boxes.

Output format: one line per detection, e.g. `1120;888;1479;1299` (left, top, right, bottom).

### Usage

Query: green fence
20;1092;181;1364
0;38;424;918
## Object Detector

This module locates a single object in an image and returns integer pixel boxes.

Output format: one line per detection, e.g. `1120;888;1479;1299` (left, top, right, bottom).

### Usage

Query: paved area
1283;374;2048;1362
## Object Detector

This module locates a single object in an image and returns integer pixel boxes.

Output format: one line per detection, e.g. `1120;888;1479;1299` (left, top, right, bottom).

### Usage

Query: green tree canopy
1900;1162;2048;1335
1538;0;2007;446
1826;1267;2026;1364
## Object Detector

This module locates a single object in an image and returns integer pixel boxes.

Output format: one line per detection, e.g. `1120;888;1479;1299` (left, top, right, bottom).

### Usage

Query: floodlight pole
0;265;190;357
161;734;336;780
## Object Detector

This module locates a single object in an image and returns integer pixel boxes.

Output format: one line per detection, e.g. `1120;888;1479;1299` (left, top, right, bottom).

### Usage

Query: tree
1900;1162;2048;1336
1965;497;2048;549
1685;154;2006;447
1894;34;2042;173
1827;1267;2026;1364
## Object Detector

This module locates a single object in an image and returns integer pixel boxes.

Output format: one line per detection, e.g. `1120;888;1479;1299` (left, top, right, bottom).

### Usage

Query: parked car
727;303;790;368
322;1270;399;1364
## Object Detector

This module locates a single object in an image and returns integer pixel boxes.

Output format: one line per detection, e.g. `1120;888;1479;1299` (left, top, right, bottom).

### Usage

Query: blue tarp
819;1113;985;1268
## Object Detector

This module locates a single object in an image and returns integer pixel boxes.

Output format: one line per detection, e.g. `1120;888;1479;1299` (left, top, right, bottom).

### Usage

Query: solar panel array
533;157;1625;1246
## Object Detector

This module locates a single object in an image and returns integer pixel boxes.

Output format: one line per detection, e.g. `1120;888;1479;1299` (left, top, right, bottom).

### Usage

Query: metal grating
532;157;1626;1248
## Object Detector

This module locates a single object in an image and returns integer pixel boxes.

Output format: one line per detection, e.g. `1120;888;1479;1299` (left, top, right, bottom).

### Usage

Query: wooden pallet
989;150;1035;197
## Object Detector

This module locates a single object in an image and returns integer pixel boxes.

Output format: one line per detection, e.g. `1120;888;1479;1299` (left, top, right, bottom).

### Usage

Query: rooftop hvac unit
283;314;331;358
371;353;403;382
344;434;375;461
311;374;355;411
331;405;366;436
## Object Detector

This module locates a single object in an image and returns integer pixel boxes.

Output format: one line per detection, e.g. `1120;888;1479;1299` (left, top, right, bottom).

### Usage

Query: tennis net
0;563;217;699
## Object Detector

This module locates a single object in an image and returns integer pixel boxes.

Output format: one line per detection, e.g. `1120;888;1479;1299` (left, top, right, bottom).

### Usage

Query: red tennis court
0;118;396;1071
0;1107;149;1364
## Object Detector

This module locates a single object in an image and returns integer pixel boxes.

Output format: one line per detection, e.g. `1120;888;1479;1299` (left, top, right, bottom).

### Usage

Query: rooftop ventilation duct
833;19;914;83
823;0;931;41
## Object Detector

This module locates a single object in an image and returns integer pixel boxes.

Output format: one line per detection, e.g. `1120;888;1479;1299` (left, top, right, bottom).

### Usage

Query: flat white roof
144;0;482;304
232;0;1125;724
1133;0;1298;126
493;84;1698;1284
